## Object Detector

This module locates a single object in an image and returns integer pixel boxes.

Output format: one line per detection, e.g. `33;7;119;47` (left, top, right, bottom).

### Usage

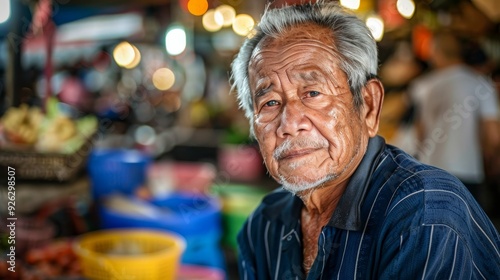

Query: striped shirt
237;136;500;279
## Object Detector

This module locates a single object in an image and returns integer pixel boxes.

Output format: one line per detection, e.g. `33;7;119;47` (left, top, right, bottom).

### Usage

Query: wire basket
73;229;185;280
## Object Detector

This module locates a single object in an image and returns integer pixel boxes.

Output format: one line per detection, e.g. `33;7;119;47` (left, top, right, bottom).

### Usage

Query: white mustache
273;137;329;160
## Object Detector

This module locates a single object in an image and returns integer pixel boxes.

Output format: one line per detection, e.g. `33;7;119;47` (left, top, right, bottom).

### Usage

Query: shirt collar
262;136;386;231
328;135;385;230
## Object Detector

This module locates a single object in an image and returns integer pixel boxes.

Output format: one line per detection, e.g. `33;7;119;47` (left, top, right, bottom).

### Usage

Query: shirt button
286;235;292;241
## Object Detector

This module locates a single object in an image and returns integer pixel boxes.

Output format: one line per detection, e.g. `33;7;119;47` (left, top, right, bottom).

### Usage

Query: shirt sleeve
379;224;500;279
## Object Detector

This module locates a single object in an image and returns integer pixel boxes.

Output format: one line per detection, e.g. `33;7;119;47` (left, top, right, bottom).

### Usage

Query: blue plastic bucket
87;149;151;200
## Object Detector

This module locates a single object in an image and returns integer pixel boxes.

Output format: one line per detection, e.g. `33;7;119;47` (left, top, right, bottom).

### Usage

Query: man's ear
362;79;384;137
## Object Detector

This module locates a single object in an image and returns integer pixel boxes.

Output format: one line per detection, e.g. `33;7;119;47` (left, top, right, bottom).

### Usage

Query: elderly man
230;1;500;279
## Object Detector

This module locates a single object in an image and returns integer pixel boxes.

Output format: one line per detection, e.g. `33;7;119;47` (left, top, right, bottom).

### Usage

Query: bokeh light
163;93;182;113
340;0;360;10
0;0;11;24
165;26;187;56
366;15;384;42
203;9;223;32
397;0;416;19
232;14;255;36
113;42;141;68
187;0;208;16
216;5;236;27
124;44;141;69
152;68;176;91
135;125;156;146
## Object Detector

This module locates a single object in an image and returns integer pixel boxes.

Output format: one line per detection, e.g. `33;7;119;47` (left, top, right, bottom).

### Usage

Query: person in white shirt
410;31;500;200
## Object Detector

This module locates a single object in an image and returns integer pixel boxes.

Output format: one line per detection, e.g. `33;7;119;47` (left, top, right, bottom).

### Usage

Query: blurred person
230;2;500;279
410;31;500;201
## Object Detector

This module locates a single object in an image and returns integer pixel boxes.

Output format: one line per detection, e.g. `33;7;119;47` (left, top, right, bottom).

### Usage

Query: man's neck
299;179;350;275
299;180;348;220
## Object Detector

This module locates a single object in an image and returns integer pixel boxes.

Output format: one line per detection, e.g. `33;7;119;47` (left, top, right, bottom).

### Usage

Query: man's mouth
273;136;329;161
278;148;320;160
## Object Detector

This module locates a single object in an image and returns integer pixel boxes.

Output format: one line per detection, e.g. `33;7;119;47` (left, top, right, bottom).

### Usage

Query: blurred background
0;0;499;279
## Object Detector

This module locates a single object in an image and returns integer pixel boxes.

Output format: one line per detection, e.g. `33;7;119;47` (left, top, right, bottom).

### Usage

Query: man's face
248;24;372;193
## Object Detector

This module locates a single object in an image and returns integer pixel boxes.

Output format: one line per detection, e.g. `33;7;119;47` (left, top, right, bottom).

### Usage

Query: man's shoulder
383;144;459;181
380;144;491;232
381;144;457;182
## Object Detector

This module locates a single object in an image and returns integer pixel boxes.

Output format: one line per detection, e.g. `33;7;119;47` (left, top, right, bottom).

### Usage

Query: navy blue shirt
237;136;500;279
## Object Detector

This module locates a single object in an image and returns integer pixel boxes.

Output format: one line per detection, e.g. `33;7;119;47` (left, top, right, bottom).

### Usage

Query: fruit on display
47;116;77;142
36;116;78;152
1;104;43;145
1;100;97;153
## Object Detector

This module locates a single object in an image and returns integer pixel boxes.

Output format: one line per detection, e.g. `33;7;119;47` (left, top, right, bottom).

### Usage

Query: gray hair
230;1;378;135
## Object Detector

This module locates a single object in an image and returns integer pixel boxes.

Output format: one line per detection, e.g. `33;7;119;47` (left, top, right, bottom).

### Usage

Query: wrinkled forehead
256;23;334;50
248;23;339;76
251;23;337;60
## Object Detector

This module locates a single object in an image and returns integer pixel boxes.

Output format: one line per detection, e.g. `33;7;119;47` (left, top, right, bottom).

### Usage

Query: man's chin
279;174;336;195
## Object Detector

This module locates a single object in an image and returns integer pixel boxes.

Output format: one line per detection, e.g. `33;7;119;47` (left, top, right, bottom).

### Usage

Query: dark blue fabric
237;136;500;279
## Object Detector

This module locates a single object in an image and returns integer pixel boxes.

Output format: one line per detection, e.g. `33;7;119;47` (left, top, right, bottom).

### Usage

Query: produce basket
0;134;94;181
0;100;98;182
73;229;185;280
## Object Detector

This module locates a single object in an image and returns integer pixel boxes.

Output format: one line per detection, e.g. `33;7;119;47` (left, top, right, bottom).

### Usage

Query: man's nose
276;100;312;138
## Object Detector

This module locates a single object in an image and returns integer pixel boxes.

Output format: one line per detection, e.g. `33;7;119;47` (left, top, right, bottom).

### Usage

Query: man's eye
308;91;321;97
265;100;279;107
